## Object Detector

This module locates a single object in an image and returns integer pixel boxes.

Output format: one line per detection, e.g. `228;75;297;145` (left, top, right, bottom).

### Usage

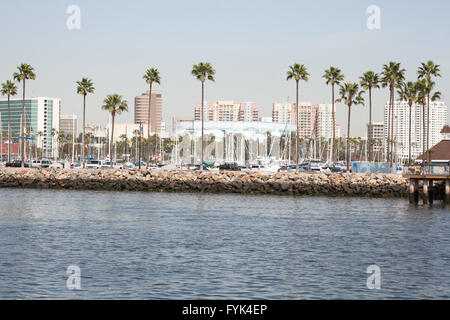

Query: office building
0;97;60;157
60;114;78;137
135;90;163;133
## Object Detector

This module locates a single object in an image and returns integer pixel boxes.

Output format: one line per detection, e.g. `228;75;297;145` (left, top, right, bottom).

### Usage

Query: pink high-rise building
194;101;258;122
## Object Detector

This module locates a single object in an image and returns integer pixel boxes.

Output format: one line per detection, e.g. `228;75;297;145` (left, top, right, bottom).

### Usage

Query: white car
123;162;135;169
250;165;267;172
85;160;103;169
49;162;64;169
31;159;52;168
101;161;123;169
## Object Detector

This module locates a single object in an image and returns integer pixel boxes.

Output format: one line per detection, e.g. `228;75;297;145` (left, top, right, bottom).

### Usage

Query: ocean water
0;188;449;299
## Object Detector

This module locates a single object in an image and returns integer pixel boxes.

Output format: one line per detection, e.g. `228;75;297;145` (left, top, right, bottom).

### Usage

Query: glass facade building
0;97;60;157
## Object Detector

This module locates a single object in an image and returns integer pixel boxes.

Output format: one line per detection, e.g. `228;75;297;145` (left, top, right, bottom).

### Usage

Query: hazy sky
0;0;449;136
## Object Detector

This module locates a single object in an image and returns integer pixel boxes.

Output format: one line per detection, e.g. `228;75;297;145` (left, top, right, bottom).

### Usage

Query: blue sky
0;0;449;135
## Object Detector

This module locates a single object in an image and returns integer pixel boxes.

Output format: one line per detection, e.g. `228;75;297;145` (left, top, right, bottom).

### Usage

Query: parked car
219;163;241;171
101;161;123;169
123;162;135;169
31;159;52;168
85;160;103;169
5;160;30;168
49;162;65;169
250;165;266;172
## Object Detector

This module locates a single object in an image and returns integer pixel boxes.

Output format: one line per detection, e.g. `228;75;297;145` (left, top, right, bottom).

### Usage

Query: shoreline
0;168;409;198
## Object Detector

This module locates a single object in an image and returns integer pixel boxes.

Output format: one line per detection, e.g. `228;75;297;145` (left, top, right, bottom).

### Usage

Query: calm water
0;188;449;299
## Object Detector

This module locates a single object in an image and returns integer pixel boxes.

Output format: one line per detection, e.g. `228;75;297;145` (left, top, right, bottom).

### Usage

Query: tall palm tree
381;62;405;166
101;94;128;168
37;131;44;157
142;68;161;166
76;78;95;167
359;71;380;162
1;80;18;163
13;63;36;167
397;81;418;166
416;79;428;163
418;61;441;166
191;62;215;170
323;67;344;165
51;128;57;161
336;82;365;172
287;63;309;172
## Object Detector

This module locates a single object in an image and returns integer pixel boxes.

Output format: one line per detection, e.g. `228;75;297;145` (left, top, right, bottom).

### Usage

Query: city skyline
0;1;449;136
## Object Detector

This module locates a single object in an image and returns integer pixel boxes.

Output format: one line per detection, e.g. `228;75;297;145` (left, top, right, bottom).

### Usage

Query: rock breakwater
0;168;409;198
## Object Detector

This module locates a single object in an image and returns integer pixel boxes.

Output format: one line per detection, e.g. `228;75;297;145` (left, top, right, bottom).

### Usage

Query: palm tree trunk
296;81;299;172
408;102;412;166
346;105;351;172
422;101;426;168
331;83;336;165
110;113;115;168
426;95;430;171
201;81;205;170
368;86;372;162
387;87;392;163
82;94;86;167
21;80;26;167
390;89;395;167
7;95;11;163
147;83;153;167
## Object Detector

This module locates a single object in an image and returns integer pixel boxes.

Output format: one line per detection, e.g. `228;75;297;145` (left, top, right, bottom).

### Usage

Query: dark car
6;160;30;168
219;163;241;171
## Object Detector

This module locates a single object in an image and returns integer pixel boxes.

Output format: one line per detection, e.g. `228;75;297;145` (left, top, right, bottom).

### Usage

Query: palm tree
76;78;95;167
51;128;57;161
416;79;427;163
359;71;380;162
37;131;44;157
142;68;161;166
397;81;418;166
381;62;405;166
191;62;216;170
287;63;309;172
323;67;344;165
101;94;128;168
13;63;36;167
418;61;441;167
1;80;18;163
336;83;365;172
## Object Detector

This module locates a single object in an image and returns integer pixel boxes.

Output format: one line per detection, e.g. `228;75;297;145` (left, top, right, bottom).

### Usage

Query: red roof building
417;125;450;162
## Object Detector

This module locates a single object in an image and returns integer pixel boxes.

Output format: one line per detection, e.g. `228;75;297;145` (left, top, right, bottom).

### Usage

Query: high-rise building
384;100;447;160
239;102;259;122
367;122;384;154
135;90;163;133
60;114;78;137
272;102;336;139
194;101;259;122
0;97;60;157
272;102;292;123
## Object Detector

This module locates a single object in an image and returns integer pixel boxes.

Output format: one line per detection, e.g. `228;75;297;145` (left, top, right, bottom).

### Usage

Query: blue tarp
352;162;392;174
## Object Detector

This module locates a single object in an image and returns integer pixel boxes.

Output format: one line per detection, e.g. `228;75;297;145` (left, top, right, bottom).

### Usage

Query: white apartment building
384;100;447;160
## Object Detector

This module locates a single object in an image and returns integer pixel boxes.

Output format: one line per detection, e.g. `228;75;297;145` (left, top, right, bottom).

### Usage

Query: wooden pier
409;175;450;206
